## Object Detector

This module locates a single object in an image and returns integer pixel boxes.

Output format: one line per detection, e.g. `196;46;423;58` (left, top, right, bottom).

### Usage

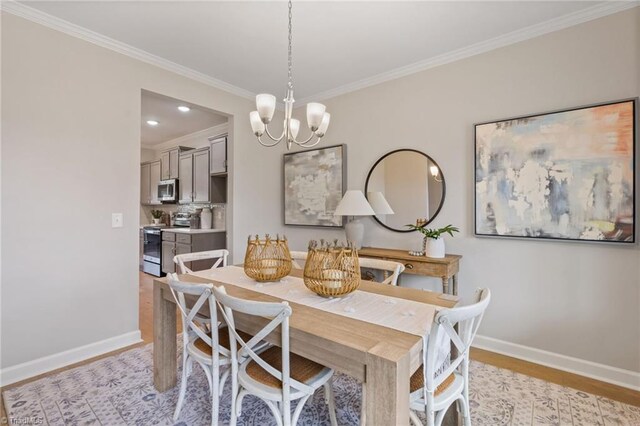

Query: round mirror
364;149;446;233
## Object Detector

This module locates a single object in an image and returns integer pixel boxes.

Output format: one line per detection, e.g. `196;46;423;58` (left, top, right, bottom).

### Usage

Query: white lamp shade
367;192;394;215
306;102;326;130
316;112;330;136
289;118;300;139
249;111;265;135
256;94;276;123
334;190;375;216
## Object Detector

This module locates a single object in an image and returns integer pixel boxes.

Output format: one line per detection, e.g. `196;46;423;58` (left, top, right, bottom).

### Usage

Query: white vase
152;218;161;225
425;237;445;258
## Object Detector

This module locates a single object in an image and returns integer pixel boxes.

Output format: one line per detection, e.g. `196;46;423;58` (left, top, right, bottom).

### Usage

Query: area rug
3;338;639;425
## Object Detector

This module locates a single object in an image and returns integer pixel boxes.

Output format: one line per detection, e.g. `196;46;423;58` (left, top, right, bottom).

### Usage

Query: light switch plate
112;213;123;228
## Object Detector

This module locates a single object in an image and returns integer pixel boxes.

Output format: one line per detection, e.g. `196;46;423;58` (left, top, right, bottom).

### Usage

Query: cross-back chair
409;288;491;426
358;257;405;285
173;249;229;274
212;285;338;426
167;274;264;425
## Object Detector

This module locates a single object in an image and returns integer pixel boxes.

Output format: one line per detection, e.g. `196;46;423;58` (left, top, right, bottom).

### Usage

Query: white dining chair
212;285;338;426
289;251;308;270
174;249;229;274
167;274;263;425
358;257;405;285
409;288;491;426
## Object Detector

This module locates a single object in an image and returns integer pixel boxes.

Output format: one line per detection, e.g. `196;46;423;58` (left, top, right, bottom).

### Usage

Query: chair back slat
290;251;308;270
174;249;229;274
423;288;491;393
212;286;315;395
167;273;223;356
358;257;405;285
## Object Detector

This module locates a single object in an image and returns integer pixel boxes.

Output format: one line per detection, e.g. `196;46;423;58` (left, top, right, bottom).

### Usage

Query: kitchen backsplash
141;203;226;225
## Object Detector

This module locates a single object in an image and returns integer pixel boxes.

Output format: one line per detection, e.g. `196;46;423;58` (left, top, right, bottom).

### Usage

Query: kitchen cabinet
161;146;192;181
161;230;226;274
178;147;210;204
209;136;227;175
140;160;161;205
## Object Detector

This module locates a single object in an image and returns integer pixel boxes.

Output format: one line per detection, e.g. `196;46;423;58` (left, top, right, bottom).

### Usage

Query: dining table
152;266;460;425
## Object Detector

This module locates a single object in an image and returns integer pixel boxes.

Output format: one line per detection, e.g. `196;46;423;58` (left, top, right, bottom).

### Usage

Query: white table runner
191;265;441;338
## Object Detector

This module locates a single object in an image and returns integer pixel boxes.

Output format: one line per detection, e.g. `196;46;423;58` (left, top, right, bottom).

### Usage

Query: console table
358;247;462;295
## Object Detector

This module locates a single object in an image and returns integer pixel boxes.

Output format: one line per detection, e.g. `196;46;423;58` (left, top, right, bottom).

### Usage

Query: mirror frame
364;148;446;233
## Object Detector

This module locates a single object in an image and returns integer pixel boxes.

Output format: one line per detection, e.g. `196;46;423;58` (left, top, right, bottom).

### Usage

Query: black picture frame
474;98;637;244
283;144;346;228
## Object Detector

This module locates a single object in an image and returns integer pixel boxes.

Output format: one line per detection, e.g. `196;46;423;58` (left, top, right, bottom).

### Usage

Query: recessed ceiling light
146;120;159;126
177;105;190;112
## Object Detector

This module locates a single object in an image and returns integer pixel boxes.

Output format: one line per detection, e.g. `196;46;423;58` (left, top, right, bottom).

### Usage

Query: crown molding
0;1;255;101
2;0;637;106
297;1;640;105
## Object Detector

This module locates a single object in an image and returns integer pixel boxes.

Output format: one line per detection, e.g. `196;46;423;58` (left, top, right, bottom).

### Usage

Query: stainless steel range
141;226;165;276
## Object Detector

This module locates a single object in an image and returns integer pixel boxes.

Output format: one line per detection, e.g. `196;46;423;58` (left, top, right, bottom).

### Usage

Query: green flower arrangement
405;224;459;239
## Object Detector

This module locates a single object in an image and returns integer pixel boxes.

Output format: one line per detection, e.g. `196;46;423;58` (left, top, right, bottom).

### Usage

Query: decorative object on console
150;209;163;225
475;98;636;243
249;0;330;150
303;240;360;297
334;190;375;249
406;224;459;259
244;234;292;282
365;149;446;232
284;144;346;228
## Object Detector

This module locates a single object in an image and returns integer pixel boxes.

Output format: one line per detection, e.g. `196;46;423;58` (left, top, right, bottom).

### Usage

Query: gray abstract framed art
283;144;346;228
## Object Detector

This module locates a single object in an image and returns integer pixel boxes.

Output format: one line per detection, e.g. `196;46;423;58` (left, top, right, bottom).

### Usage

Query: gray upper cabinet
161;147;190;181
178;153;194;203
209;136;227;175
193;148;210;203
140;163;151;205
149;160;161;204
140;160;161;205
160;151;170;180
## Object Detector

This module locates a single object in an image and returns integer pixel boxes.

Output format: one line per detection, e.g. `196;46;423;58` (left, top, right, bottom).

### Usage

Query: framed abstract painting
283;144;346;227
475;98;636;243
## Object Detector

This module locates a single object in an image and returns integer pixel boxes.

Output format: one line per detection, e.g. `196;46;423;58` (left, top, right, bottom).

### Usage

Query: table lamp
334;190;375;249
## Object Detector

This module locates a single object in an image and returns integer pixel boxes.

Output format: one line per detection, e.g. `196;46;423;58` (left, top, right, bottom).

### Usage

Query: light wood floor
1;272;638;422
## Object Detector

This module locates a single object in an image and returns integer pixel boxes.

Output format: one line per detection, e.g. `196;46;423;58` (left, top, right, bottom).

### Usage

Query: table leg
364;344;410;426
153;284;177;392
442;276;450;294
452;274;458;296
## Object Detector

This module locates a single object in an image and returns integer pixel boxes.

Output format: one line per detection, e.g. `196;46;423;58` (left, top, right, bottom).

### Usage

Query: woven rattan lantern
244;234;292;282
303;240;360;297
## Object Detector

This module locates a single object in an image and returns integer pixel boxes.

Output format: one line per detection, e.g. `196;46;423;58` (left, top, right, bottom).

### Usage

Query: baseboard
473;334;640;391
0;331;142;387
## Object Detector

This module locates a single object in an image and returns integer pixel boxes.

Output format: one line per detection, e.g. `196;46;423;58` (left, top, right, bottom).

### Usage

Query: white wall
270;9;640;376
0;12;280;377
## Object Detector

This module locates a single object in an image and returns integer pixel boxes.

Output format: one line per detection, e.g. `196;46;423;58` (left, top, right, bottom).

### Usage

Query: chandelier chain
287;0;293;90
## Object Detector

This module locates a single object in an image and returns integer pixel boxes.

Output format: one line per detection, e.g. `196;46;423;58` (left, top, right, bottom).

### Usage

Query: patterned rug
3;338;639;425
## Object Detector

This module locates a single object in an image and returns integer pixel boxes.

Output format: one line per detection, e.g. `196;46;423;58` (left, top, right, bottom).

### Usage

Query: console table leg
442;276;450;294
452;274;458;296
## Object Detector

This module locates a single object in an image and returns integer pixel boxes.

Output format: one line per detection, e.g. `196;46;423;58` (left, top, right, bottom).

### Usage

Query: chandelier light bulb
256;94;276;123
250;111;265;136
289;118;301;139
315;113;331;137
306;103;326;131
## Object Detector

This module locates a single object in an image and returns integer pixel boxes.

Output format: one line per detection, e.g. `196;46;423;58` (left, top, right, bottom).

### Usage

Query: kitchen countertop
162;228;226;234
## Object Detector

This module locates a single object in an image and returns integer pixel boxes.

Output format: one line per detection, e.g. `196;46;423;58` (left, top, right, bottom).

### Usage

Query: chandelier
249;0;330;150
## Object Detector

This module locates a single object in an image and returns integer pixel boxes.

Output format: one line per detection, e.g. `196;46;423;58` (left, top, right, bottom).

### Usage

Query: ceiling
18;1;621;102
141;90;227;146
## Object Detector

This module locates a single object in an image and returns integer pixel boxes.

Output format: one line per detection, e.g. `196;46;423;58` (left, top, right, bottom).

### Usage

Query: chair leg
409;410;423;426
458;395;471;426
173;355;189;421
291;394;312;426
323;382;338;426
219;369;229;396
210;365;220;426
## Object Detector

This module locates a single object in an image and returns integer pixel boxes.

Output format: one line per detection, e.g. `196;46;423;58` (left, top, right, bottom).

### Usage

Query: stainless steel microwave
158;179;178;203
